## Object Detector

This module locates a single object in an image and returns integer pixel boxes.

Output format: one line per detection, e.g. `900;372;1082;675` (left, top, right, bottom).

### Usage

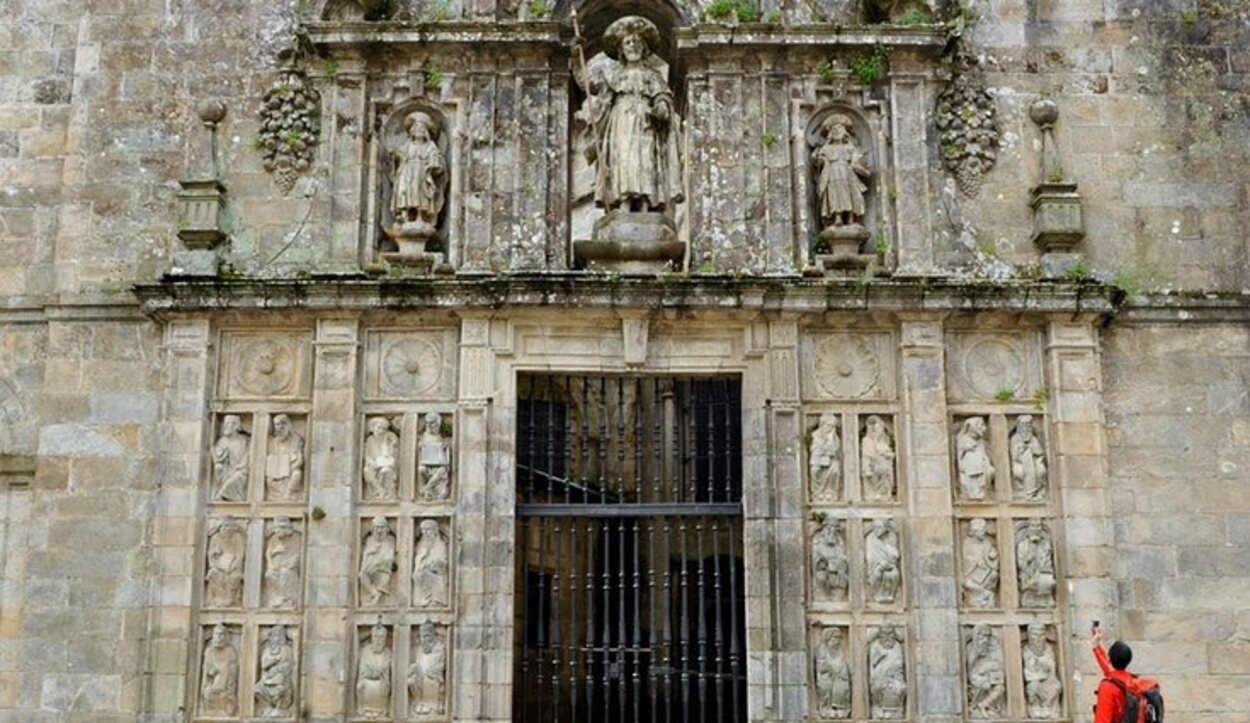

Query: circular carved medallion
233;337;298;396
381;336;442;396
814;335;879;399
962;336;1025;399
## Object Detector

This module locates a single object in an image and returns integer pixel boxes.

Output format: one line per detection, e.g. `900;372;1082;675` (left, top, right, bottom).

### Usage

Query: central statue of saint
584;16;683;213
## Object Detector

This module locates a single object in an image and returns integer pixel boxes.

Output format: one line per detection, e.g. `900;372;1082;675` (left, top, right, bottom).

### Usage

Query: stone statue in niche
212;414;249;501
359;516;397;607
1023;622;1063;719
811;515;849;603
357;621;393;719
387;111;447;256
956;417;994;500
264;517;301;609
865;518;901;604
255;625;295;718
861;414;896;501
573;14;684;270
417;411;450;501
809;413;842;501
813;626;851;719
1016;519;1057;608
965;623;1007;718
265;414;304;501
813;113;872;255
868;625;907;719
363;417;400;501
1010;415;1048;501
200;623;238;717
961;518;999;609
204;517;245;608
408;622;448;717
412;519;449;608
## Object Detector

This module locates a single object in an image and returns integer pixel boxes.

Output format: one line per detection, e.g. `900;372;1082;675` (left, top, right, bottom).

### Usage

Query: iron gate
515;374;746;723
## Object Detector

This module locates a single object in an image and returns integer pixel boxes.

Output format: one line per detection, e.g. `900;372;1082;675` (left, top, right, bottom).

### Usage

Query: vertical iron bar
552;516;563;716
711;517;725;720
570;515;580;720
647;516;659;723
678;516;690;718
537;516;548;717
585;517;595;721
581;377;590;505
728;517;742;723
520;515;530;723
547;376;557;500
695;517;708;723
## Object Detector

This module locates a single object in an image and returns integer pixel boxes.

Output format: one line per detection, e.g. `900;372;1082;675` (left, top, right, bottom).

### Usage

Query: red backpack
1102;675;1165;723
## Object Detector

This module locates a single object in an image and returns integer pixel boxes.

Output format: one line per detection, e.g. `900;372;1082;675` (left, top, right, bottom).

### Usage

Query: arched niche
563;0;689;254
803;104;884;262
374;102;455;259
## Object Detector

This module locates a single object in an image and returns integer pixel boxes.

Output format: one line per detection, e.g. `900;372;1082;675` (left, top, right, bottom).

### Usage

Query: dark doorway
515;375;746;723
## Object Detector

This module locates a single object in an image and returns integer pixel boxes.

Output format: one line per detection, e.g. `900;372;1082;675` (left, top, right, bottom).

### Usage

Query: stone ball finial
198;100;227;127
1028;99;1059;129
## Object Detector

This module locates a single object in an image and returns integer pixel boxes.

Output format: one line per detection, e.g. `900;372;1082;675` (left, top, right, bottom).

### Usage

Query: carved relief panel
810;622;911;722
218;331;313;401
804;412;901;505
193;622;302;721
947;325;1067;720
364;330;458;402
800;331;897;403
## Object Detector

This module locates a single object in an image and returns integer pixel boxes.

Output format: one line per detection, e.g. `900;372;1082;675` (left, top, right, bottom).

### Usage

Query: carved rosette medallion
231;336;300;397
381;336;443;396
962;336;1025;400
813;335;880;399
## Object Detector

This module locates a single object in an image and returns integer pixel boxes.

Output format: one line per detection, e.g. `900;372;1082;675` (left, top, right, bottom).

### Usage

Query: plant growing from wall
705;0;759;23
258;50;321;195
423;61;445;91
528;0;550;18
849;44;889;85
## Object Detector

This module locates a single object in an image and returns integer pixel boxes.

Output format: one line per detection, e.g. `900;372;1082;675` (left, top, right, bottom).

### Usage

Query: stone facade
0;1;1248;722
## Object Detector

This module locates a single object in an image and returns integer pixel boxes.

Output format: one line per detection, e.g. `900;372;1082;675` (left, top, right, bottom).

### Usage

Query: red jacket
1093;644;1153;723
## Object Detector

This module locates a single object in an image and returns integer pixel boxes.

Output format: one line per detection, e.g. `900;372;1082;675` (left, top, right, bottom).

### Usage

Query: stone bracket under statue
574;211;684;273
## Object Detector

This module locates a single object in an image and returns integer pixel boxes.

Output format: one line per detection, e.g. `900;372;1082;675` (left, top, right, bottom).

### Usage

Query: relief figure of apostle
212;414;249;501
582;16;683;213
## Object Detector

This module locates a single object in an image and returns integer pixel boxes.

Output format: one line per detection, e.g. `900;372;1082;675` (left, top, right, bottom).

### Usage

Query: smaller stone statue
865;518;901;605
265;414;305;501
961;518;999;609
809;413;842;501
363;417;400;501
408;622;448;717
255;625;295;718
956;417;994;500
357;621;393;719
811;515;849;603
965;623;1007;718
1010;415;1048;501
389;111;446;245
813;626;851;719
412;519;449;608
417;412;450;501
868;625;907;719
205;517;245;608
813;113;872;251
1023;622;1063;719
861;414;896;501
200;623;239;717
359;516;397;607
212;414;249;501
264;517;301;609
1016;519;1056;608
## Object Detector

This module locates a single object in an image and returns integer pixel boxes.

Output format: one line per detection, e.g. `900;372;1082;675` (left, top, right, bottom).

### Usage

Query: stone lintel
134;277;1119;317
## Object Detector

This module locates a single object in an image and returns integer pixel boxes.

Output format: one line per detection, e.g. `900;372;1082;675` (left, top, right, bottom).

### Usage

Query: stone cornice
132;275;1118;318
304;21;948;54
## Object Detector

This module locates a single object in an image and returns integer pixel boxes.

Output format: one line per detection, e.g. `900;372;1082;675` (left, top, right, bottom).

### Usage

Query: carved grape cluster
258;67;320;194
935;58;999;198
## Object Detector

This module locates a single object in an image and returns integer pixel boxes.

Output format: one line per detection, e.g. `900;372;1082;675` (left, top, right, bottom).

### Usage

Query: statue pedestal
383;221;442;273
574;211;685;274
816;224;873;274
1030;182;1086;279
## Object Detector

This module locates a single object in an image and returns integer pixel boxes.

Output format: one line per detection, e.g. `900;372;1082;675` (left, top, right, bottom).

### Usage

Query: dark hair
1109;641;1132;670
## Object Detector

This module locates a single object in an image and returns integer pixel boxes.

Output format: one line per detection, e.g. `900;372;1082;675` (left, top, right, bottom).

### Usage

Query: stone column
1045;318;1114;683
146;318;215;715
898;314;960;718
306;318;360;719
749;319;805;720
453;313;500;721
889;65;936;276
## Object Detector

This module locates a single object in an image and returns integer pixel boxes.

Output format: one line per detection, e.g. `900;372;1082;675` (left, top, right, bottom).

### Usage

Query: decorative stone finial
1027;98;1086;278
